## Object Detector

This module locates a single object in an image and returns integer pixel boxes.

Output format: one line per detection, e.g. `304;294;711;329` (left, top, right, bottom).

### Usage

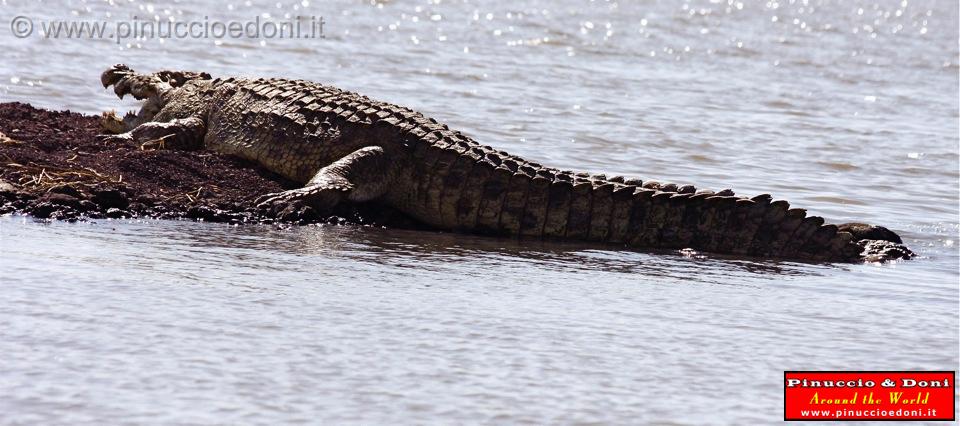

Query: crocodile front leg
98;117;206;150
256;146;395;215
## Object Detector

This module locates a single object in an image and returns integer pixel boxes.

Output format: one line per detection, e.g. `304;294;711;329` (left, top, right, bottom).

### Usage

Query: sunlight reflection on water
1;0;958;423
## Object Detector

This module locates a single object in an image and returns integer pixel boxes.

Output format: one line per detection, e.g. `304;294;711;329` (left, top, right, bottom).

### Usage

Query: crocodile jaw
100;64;170;129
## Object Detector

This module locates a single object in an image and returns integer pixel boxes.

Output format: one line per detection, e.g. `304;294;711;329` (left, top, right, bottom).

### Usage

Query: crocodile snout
101;64;133;89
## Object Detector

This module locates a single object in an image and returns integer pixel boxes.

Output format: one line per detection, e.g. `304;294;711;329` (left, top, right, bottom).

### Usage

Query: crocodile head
100;64;211;133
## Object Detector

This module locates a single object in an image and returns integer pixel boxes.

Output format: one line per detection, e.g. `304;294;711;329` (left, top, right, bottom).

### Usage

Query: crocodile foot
255;185;349;217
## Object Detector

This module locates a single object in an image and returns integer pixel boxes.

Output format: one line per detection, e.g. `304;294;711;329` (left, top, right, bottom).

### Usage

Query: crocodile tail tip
837;222;903;244
837;222;914;262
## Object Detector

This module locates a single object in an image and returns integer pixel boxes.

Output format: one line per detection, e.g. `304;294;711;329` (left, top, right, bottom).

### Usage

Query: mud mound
0;102;421;228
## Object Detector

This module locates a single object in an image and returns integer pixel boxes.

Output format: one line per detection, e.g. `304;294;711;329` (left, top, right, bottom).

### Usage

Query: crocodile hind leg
98;116;206;150
256;146;395;215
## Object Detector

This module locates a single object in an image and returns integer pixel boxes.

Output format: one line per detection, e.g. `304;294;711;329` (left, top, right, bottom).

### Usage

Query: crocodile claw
255;190;302;214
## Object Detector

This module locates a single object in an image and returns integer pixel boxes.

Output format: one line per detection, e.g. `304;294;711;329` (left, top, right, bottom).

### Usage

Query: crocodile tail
620;188;864;261
523;176;865;261
409;135;879;262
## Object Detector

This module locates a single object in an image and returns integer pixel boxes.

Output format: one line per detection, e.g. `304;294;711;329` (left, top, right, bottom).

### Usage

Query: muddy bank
0;102;422;228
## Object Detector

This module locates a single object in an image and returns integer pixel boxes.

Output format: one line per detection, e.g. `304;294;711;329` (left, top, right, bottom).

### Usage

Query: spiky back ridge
204;77;861;262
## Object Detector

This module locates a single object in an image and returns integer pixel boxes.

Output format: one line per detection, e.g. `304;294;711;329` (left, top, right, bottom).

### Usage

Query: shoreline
0;102;422;229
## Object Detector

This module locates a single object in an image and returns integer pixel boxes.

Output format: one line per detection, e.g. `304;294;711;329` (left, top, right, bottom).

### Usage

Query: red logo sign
784;371;955;421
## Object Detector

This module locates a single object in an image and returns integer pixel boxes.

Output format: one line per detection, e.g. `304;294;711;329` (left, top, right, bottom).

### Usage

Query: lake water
1;0;958;424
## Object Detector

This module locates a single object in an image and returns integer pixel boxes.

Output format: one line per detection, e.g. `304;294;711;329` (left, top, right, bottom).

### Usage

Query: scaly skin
97;64;913;262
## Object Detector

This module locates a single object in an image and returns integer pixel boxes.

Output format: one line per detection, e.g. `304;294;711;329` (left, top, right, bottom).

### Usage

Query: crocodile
97;64;913;262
